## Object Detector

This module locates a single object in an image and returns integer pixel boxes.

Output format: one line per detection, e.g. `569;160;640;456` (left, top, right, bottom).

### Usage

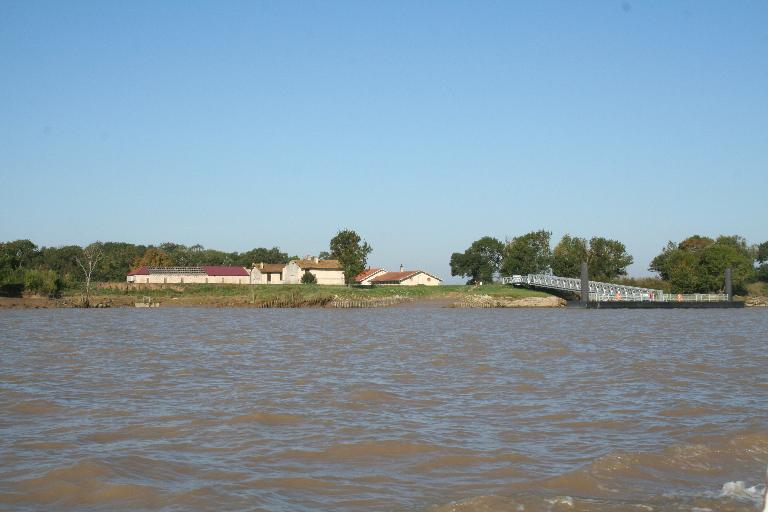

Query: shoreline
3;288;760;310
0;294;564;310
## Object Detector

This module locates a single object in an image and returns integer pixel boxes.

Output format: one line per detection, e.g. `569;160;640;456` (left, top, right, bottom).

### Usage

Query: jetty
502;264;744;309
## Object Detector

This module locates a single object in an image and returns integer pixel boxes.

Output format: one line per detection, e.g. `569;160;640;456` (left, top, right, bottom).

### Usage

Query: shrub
22;268;61;296
301;271;317;284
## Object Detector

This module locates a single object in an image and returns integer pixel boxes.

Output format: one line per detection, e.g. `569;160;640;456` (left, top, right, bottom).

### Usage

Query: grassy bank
59;283;551;308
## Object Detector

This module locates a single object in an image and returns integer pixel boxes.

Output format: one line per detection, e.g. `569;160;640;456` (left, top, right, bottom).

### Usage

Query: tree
756;241;768;282
132;247;173;268
649;241;677;281
757;241;768;264
649;234;754;293
697;236;754;293
449;236;504;284
551;235;588;278
0;239;38;269
318;251;331;260
301;271;317;284
97;242;147;282
678;235;714;254
500;230;552;276
37;245;83;286
76;242;104;307
329;229;373;284
587;236;633;281
551;235;632;280
237;247;288;267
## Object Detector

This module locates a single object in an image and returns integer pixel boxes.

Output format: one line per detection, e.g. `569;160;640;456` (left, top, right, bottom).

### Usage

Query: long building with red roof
126;265;250;285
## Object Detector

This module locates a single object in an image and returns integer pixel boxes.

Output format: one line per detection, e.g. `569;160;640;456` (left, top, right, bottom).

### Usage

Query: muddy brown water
1;308;767;511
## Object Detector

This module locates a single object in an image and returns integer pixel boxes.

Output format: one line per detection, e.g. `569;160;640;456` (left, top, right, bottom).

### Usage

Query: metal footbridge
501;274;727;302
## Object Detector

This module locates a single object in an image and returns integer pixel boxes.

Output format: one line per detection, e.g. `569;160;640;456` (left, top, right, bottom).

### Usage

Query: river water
1;307;767;511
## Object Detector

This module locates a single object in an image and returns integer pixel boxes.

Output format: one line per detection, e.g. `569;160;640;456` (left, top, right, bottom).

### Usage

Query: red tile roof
127;266;149;276
370;271;419;283
293;259;342;270
354;268;384;283
253;263;285;273
371;270;442;283
201;266;249;276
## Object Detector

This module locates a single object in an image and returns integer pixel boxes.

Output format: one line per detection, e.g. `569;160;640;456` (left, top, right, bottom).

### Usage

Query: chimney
313;256;319;263
399;264;404;272
260;262;264;269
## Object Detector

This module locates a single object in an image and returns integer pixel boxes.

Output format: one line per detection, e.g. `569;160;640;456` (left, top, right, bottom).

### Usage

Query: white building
250;263;285;284
282;257;345;285
354;268;387;285
126;266;250;284
369;268;442;286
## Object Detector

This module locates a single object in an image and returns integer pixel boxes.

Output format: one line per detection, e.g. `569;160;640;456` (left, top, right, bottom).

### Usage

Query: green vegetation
756;241;768;282
329;229;372;284
0;239;292;297
450;236;504;284
501;230;552;276
301;271;317;284
650;235;756;294
452;231;633;284
551;235;633;281
451;231;766;295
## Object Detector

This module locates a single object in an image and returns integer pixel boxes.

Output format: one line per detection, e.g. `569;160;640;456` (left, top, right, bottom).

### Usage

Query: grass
70;282;550;307
745;281;768;297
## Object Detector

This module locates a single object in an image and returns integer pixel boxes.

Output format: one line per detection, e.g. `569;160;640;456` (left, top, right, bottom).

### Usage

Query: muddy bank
451;295;566;308
1;293;565;309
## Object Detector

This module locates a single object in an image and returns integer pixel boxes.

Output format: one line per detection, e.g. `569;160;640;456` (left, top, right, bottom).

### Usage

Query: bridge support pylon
580;261;589;307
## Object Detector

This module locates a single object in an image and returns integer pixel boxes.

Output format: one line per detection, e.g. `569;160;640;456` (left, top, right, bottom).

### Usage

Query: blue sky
1;1;766;282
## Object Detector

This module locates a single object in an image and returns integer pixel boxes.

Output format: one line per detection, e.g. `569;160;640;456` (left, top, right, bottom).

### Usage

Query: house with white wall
369;266;442;286
250;263;285;284
354;268;387;285
282;257;345;285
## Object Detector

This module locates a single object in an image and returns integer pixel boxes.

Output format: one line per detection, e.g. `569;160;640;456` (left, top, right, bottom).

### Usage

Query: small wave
15;440;74;450
349;388;401;403
657;406;717;418
226;411;304;425
413;451;534;473
8;460;166;508
8;399;63;415
83;424;185;443
278;439;440;462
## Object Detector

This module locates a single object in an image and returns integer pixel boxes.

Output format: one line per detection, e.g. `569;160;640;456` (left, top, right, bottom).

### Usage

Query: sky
1;1;766;282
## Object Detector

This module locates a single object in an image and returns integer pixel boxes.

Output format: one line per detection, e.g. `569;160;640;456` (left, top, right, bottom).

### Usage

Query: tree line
0;229;374;297
0;240;292;296
450;230;767;294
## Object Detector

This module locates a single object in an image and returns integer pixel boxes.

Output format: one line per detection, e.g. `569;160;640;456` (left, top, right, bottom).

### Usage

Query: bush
22;268;61;296
301;271;317;284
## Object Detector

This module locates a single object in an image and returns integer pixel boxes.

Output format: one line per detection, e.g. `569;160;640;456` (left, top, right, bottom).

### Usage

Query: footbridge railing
501;274;675;302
